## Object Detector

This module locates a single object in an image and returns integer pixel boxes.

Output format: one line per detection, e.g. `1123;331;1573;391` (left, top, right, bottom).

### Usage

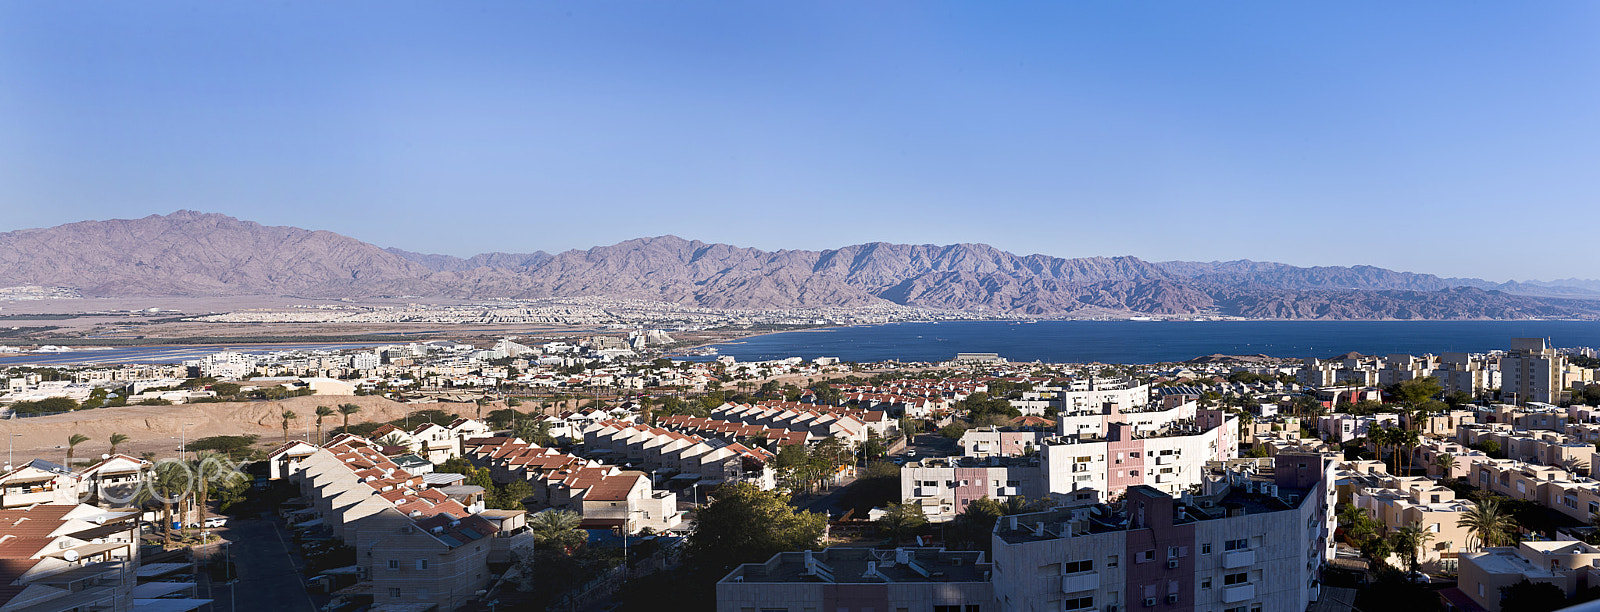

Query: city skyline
3;3;1598;281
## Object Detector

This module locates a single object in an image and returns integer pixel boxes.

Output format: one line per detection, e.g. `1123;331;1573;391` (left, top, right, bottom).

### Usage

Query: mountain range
1;211;1596;320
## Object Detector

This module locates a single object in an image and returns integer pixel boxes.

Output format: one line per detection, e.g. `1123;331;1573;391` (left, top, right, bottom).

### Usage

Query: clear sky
2;2;1597;282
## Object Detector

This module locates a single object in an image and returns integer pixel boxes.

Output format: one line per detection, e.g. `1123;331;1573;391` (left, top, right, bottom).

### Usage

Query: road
206;513;318;612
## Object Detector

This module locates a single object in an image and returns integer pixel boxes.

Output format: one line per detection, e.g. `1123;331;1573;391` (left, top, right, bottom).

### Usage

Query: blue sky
2;2;1597;281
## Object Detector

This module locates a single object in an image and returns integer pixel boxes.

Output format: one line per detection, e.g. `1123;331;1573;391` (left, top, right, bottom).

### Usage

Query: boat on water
1128;316;1154;322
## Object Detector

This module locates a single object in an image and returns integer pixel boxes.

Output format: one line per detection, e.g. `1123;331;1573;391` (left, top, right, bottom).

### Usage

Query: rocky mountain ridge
1;211;1596;320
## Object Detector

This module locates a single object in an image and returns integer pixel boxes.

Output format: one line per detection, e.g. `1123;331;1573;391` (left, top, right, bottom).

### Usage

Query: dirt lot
0;395;501;464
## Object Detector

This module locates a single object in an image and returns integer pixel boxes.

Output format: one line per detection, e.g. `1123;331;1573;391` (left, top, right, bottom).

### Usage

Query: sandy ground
0;395;505;464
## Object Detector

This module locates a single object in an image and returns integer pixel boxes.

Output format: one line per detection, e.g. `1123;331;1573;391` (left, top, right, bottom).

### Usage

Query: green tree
1389;377;1444;407
939;423;969;440
495;479;533;510
685;482;826;579
314;405;335;445
1458;497;1519;550
66;433;89;464
138;460;194;547
280;410;298;442
951;496;1005;552
192;453;247;536
187;435;260;460
527;509;587;552
108;433;129;456
1388;521;1435;574
1432;452;1457;479
337;403;361;433
878;502;929;544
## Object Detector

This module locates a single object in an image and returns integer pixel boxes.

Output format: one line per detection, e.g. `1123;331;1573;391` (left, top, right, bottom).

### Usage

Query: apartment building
990;453;1335;612
899;456;1044;522
1350;475;1476;572
1041;412;1239;499
1502;338;1567;405
716;548;993;612
1458;541;1600;612
957;427;1049;459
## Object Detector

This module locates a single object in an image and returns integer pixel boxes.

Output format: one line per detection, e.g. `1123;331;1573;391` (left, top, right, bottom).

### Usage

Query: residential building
1041;412;1239;499
1457;541;1600;612
1502;338;1566;405
716;548;993;612
899;456;1044;522
989;453;1335;612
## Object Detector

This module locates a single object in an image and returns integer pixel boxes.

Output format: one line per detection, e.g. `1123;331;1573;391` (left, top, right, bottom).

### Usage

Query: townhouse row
461;435;681;533
580;420;778;491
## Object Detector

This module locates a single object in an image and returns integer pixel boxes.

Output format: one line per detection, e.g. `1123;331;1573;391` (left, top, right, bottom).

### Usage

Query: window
1224;572;1249;586
1201;577;1212;589
1201;543;1212;555
1063;560;1093;573
389;588;402;597
1224;607;1246;612
1225;538;1249;551
934;606;961;612
1063;595;1094;611
1140;550;1155;562
388;560;399;569
1168;547;1179;559
415;559;428;570
1106;555;1118;568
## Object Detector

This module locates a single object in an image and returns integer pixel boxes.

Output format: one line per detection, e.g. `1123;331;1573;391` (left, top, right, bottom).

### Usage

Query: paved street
205;513;318;612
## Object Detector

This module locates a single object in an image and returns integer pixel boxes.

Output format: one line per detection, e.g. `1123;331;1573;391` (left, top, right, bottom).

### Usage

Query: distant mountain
1158;259;1600;298
2;211;1597;320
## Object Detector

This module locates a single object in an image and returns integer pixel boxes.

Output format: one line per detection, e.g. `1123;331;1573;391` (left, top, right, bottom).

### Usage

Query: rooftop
721;548;989;585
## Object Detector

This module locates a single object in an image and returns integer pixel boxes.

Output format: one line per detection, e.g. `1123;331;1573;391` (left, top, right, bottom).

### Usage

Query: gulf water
697;320;1600;364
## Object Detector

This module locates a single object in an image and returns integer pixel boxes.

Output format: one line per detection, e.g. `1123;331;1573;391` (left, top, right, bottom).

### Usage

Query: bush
7;397;78;414
938;424;968;440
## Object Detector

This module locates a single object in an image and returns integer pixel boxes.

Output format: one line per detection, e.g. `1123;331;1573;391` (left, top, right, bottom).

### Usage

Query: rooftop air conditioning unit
1166;594;1179;604
1143;597;1157;607
1167;559;1179;569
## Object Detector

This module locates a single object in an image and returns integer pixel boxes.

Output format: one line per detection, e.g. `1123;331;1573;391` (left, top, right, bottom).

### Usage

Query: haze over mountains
1;211;1596;320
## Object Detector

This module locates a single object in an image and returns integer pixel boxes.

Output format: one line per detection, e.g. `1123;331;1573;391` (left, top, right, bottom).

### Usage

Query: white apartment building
899;456;1044;522
1041;411;1239;499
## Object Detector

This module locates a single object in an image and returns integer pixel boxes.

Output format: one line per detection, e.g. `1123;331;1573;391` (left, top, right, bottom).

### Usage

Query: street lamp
7;433;22;470
222;540;235;612
180;423;194;459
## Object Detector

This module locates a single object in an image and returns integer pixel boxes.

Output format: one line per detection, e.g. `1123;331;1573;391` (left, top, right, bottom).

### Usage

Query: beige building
1501;338;1567;405
1458;541;1600;612
1351;476;1476;572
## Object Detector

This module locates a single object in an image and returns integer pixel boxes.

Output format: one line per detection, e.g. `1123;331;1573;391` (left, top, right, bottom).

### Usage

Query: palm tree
192;453;246;539
1389;521;1436;574
1396;429;1420;475
1367;428;1392;472
528;510;586;552
108;433;129;456
337;403;361;434
1432;452;1457;480
66;433;90;464
1337;503;1378;542
314;406;335;445
138;461;194;547
1458;497;1519;550
280;410;298;442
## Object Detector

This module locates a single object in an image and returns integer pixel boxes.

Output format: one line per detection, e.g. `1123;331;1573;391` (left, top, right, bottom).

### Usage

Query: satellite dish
101;454;110;460
62;550;78;562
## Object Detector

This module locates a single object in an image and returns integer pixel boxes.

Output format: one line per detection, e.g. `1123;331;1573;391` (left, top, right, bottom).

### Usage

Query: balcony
1222;549;1255;569
1221;584;1255;603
